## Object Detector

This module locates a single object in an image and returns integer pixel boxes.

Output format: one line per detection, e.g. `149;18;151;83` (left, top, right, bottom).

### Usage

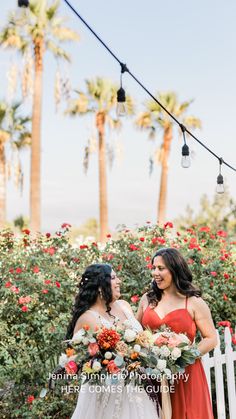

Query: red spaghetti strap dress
142;298;214;419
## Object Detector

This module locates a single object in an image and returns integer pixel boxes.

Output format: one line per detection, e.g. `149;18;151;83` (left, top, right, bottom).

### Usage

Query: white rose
72;329;85;343
152;346;160;356
105;351;113;359
59;353;68;367
157;359;167;371
82;337;89;345
93;361;102;371
171;347;182;360
164;368;172;379
124;329;137;343
160;345;171;357
178;333;190;344
133;344;141;353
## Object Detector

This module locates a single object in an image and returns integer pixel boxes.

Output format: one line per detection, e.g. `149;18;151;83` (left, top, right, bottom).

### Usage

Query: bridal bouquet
57;320;157;386
53;321;200;388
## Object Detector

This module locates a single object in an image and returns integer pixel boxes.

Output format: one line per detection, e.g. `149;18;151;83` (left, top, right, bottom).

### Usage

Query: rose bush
0;222;235;417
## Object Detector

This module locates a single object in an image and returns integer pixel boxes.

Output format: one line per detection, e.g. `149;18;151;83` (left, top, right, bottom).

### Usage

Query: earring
98;289;103;299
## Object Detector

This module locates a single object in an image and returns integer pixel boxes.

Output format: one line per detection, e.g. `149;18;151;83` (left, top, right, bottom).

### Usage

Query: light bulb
181;144;191;168
216;174;224;194
116;87;126;117
181;155;191;168
116;102;126;117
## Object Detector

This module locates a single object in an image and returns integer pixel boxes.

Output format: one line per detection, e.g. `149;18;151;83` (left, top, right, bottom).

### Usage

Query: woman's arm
136;294;148;323
192;297;218;355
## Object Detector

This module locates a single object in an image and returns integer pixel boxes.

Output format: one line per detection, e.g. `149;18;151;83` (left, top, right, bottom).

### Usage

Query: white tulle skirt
71;383;159;419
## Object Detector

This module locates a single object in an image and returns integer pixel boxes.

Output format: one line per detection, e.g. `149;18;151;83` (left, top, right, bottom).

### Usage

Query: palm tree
136;92;201;225
67;77;134;242
0;101;31;228
0;0;79;232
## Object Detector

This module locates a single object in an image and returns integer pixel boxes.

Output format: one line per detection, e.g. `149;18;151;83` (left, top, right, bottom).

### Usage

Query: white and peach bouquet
151;326;201;376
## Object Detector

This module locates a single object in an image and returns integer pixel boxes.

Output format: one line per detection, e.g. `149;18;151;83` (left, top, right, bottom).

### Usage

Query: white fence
202;327;236;419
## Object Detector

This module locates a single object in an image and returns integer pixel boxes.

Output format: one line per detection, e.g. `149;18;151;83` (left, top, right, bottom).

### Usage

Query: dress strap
185;297;188;309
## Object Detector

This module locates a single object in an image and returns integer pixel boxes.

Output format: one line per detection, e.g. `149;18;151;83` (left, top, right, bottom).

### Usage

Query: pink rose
88;342;99;356
65;361;78;374
167;336;182;348
155;336;168;346
107;360;120;374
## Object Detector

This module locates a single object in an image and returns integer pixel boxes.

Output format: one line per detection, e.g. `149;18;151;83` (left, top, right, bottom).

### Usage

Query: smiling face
110;270;121;301
152;256;175;291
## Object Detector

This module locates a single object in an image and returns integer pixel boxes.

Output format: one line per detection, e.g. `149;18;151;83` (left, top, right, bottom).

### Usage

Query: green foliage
0;222;235;417
175;188;236;235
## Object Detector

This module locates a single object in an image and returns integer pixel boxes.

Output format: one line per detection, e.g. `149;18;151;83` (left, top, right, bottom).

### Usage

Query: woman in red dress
137;247;217;419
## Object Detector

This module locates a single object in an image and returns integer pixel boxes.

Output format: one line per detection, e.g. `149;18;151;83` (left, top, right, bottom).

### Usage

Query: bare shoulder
118;299;133;313
73;311;97;334
188;296;211;313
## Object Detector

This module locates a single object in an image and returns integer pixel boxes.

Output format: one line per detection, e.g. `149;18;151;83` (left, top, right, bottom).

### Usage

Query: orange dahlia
97;328;121;350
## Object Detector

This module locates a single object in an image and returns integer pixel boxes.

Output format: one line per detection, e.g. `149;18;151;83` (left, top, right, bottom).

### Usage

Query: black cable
63;0;236;173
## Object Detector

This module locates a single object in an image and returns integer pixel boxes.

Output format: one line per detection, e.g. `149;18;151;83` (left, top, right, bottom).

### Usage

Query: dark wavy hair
147;247;201;306
66;264;113;339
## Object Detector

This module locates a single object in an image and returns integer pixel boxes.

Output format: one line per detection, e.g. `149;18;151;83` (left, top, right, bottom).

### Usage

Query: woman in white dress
66;263;160;419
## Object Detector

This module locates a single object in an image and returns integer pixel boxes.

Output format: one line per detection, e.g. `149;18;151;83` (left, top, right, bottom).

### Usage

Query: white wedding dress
71;302;160;419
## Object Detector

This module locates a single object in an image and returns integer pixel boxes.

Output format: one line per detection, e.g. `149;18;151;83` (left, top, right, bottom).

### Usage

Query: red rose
223;294;228;301
139;237;145;242
106;234;111;238
27;395;35;404
131;295;140;303
44;280;51;285
16;267;22;274
46;232;51;238
199;226;211;233
218;321;231;328
48;247;56;255
80;245;88;250
21;306;28;312
129;244;139;251
210;272;217;277
55;281;61;288
33;266;40;273
217;230;227;238
22;229;30;235
61;223;72;229
164;222;173;229
42;289;49;294
5;281;12;288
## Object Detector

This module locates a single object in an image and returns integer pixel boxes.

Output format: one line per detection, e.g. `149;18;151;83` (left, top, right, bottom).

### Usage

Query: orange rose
66;348;75;357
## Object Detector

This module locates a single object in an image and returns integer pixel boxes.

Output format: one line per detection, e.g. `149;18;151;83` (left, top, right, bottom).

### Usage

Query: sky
1;0;236;232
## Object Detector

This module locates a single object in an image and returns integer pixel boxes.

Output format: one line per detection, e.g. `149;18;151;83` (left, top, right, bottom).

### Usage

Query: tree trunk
30;37;44;232
96;111;108;243
158;126;172;225
0;143;6;228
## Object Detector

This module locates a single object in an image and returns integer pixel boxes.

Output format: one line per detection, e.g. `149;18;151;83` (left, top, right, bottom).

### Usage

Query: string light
63;1;236;186
216;158;224;194
116;63;128;117
180;124;190;168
